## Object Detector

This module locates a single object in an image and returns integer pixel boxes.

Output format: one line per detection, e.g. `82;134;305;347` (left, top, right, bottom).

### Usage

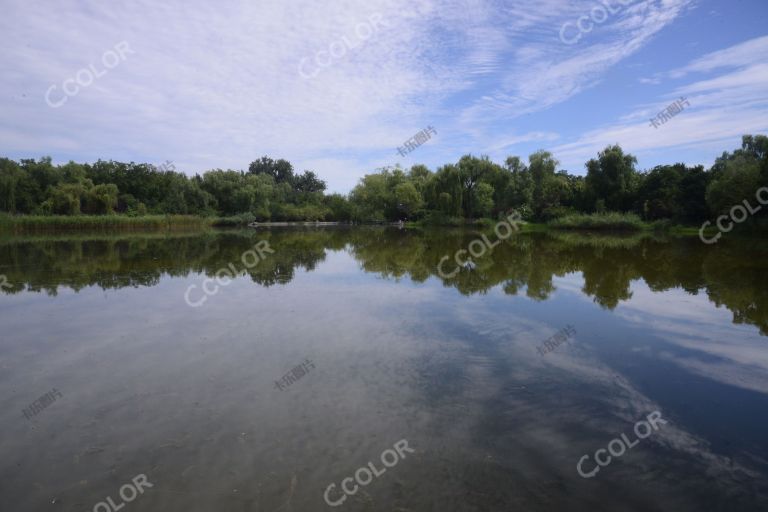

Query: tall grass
415;211;496;227
0;214;213;235
211;213;257;227
548;212;645;231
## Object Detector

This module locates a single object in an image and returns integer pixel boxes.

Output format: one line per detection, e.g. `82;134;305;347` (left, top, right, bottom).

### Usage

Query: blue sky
1;0;767;193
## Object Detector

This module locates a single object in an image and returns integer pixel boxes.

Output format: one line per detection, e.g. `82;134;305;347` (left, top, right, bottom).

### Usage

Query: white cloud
548;35;768;171
669;34;768;77
1;0;468;188
457;0;694;126
0;0;754;192
613;282;768;394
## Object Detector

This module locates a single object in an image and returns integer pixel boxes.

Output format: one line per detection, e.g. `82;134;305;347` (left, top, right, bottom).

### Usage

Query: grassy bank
0;214;214;235
548;212;646;231
0;212;724;238
410;212;648;232
409;212;499;228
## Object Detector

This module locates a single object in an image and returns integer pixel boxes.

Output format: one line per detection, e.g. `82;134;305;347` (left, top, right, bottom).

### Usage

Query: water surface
1;227;767;511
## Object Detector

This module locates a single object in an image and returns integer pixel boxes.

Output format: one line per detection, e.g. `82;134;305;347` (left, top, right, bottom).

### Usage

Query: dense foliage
1;135;766;225
348;135;768;225
0;156;338;222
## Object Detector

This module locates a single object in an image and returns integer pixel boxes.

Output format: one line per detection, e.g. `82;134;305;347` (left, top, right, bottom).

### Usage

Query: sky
1;0;767;193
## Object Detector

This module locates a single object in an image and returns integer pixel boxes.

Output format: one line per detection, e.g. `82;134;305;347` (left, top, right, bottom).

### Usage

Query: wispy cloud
1;0;762;191
548;34;768;171
670;34;768;77
457;0;694;124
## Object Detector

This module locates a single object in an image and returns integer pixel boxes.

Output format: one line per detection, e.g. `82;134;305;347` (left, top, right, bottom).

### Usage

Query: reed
0;214;213;235
549;212;645;231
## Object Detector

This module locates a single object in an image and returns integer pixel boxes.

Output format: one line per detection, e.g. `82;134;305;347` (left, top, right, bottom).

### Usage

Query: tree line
349;135;767;224
0;156;335;221
1;135;766;224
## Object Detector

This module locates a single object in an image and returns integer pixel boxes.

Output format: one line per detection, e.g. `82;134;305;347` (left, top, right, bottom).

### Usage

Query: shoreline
0;213;750;238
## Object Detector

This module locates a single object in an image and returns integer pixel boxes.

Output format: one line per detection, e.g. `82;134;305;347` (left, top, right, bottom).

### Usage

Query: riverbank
0;212;737;238
0;214;214;235
411;213;656;233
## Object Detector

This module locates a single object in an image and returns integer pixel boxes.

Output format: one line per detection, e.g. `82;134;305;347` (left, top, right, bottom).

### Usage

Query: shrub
549;212;645;231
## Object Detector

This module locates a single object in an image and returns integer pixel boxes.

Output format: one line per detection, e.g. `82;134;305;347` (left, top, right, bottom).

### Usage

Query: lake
1;227;767;511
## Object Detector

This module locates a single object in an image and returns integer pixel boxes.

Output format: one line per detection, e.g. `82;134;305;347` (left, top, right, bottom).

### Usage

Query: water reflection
1;228;768;511
1;228;767;335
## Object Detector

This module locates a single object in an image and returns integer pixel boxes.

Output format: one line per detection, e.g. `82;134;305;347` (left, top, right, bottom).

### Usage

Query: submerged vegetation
1;135;766;230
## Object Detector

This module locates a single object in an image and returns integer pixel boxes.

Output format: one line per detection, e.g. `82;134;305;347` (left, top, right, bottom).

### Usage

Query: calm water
1;227;767;511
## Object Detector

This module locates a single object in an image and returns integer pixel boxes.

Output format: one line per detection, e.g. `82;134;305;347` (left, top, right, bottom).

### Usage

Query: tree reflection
1;227;766;335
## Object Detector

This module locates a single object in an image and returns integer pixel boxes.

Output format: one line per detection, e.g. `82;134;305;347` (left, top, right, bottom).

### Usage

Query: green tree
706;154;761;215
457;155;497;218
503;156;533;214
248;156;295;185
293;171;326;193
324;193;352;222
44;182;87;215
393;181;423;219
528;150;559;220
350;172;389;222
638;164;709;222
585;145;639;212
424;164;462;216
638;165;683;220
473;182;494;218
83;183;119;214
